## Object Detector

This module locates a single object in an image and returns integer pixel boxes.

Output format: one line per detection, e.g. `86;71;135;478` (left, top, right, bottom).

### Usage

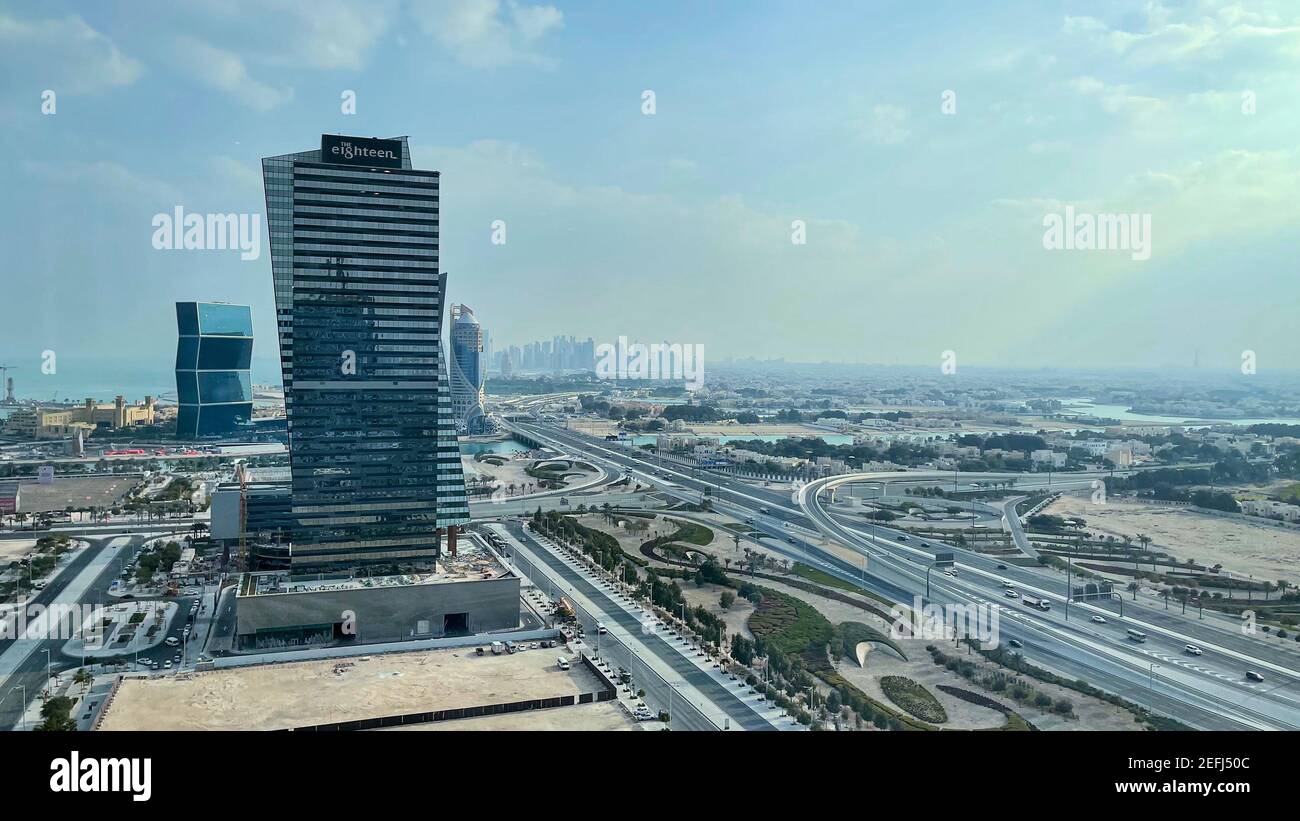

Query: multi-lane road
0;526;197;730
505;419;1300;730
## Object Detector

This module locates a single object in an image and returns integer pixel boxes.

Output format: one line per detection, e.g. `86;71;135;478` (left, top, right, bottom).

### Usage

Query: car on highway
1091;615;1107;624
1184;644;1203;656
897;535;908;541
996;564;1008;570
787;537;797;543
1246;671;1264;682
1003;589;1019;598
597;622;607;634
1008;639;1023;648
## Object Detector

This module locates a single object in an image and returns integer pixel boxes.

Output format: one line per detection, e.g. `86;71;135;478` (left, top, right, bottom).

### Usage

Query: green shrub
879;676;948;724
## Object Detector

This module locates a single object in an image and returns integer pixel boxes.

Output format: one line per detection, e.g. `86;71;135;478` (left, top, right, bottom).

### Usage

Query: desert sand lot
98;646;604;731
0;538;38;563
1042;495;1300;586
10;475;136;513
383;701;635;731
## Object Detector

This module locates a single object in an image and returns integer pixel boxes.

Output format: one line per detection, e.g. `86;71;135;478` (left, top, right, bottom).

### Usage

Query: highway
504;419;1300;730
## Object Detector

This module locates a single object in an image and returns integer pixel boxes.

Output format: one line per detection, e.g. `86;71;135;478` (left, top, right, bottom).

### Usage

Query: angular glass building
261;135;469;570
448;304;489;434
175;302;254;437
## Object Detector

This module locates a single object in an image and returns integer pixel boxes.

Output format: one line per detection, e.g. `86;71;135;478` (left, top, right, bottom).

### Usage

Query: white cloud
0;12;142;94
861;104;910;145
1067;75;1167;118
23;160;181;204
169;36;293;111
1063;3;1300;68
408;0;563;68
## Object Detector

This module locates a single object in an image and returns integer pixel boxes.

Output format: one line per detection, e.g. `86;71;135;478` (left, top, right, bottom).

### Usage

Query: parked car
632;706;655;721
556;657;570;671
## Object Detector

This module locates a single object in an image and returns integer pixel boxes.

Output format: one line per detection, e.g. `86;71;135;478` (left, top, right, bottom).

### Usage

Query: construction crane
235;461;249;572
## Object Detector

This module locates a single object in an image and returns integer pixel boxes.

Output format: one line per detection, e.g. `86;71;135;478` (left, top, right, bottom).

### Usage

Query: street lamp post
4;685;28;731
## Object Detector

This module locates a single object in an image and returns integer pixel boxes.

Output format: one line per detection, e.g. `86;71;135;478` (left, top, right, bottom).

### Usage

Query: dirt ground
383;700;635;731
564;420;836;438
463;454;599;497
0;538;38;563
98;646;606;731
7;475;136;513
832;637;1145;731
1043;495;1300;586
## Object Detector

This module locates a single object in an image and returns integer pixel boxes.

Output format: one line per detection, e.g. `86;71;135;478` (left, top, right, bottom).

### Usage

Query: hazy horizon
3;1;1299;375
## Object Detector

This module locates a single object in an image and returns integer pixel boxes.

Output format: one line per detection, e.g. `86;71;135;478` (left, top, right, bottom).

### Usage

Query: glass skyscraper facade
261;135;469;570
449;304;489;434
175;302;254;437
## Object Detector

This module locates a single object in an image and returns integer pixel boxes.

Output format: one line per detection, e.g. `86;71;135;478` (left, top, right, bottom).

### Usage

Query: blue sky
1;0;1298;383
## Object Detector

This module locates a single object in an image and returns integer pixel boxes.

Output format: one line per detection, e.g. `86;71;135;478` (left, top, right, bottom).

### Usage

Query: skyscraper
261;134;469;570
174;302;254;437
448;304;489;434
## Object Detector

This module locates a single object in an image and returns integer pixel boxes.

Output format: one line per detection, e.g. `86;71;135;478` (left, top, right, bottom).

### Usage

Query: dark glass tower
261;135;469;570
175;302;254;437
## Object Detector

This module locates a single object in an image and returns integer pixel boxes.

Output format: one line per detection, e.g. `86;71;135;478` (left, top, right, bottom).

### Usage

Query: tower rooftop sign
320;134;403;169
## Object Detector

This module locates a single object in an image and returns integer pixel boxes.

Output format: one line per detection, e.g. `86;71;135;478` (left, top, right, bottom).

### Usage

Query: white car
1184;644;1203;656
1003;589;1019;599
1091;615;1107;624
632;707;655;721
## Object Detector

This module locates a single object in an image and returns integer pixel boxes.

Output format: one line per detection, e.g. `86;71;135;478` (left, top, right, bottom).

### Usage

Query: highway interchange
504;418;1300;730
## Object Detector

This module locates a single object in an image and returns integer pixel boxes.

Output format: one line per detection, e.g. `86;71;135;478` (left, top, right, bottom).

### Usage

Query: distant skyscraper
261;134;469;570
174;302;254;437
449;304;489;434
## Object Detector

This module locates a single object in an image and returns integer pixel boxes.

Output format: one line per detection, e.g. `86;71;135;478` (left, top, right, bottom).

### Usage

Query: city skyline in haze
3;1;1299;376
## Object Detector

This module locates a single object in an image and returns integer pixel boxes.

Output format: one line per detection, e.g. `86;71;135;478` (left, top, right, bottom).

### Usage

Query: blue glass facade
175;302;254;437
261;135;470;570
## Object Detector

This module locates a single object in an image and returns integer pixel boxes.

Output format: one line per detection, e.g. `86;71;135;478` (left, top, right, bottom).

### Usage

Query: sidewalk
494;523;800;730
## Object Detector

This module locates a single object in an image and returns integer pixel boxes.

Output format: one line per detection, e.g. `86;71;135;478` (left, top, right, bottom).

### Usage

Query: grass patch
672;521;714;546
880;675;948;724
790;563;895;608
747;587;834;665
